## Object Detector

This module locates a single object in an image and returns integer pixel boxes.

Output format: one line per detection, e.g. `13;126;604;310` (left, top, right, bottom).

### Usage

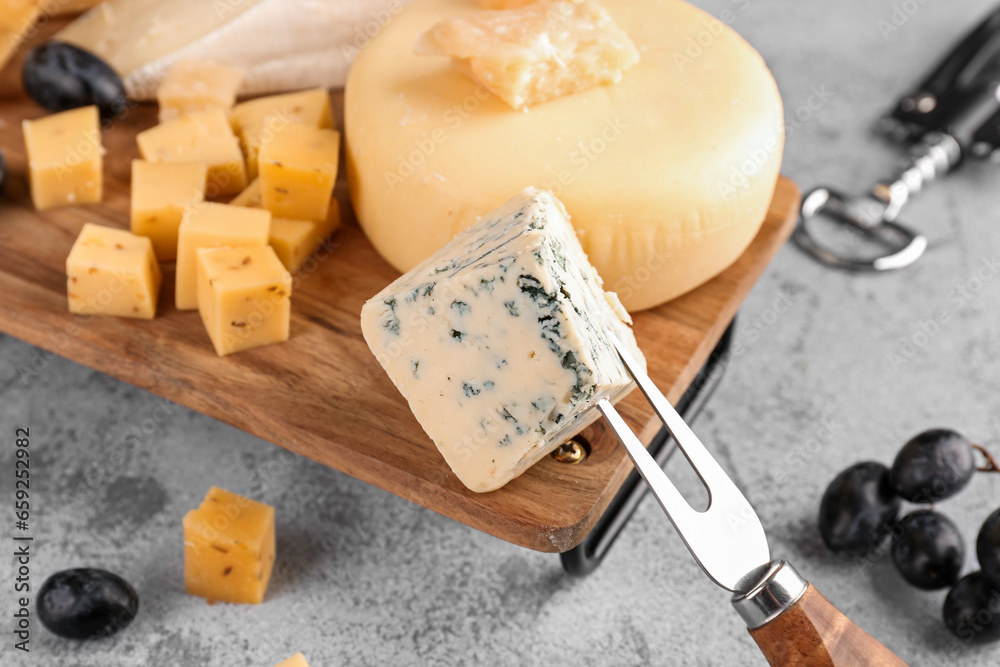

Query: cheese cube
314;198;342;241
0;0;41;72
268;201;341;273
22;106;103;210
258;124;340;223
269;219;321;274
230;179;341;272
156;60;244;123
182;486;276;605
415;0;640;110
196;246;291;356
175;203;270;310
229;178;261;208
232;178;340;234
136;108;247;196
130;160;207;260
66;223;161;319
360;187;644;492
273;654;311;667
230;88;333;180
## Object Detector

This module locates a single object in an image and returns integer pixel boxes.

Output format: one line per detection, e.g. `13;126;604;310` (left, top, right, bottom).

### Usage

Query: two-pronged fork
598;337;908;666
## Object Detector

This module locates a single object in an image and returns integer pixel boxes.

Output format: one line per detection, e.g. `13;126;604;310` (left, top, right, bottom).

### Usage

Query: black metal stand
560;320;736;576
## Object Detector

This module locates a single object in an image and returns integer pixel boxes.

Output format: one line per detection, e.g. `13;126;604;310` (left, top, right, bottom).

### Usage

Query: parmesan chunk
415;0;639;110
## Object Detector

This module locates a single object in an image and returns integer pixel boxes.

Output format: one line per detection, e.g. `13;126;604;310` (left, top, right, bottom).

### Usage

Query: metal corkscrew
795;4;1000;271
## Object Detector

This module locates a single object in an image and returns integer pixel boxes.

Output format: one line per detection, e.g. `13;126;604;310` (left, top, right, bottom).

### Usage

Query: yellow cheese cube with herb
0;0;41;73
157;60;244;123
136;108;246;196
230;88;332;180
182;486;275;605
130;160;207;260
22;106;103;210
273;653;311;667
269;201;341;273
231;178;340;235
259;124;339;223
196;246;291;356
315;198;341;241
229;178;261;208
268;219;316;274
231;179;341;272
175;203;270;310
66;223;161;319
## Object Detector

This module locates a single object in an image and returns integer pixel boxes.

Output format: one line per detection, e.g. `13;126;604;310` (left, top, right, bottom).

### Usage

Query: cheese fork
598;337;908;667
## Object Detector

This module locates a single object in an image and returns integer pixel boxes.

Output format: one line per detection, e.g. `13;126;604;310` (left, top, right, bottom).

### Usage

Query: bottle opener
795;5;1000;271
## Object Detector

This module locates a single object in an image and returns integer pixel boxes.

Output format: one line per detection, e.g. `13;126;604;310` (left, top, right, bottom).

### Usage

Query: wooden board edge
0;176;802;553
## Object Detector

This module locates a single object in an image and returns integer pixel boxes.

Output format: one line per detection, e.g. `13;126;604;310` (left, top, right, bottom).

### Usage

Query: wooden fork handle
748;583;908;666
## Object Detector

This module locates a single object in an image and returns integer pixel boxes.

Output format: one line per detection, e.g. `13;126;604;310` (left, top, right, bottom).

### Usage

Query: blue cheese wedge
361;187;645;493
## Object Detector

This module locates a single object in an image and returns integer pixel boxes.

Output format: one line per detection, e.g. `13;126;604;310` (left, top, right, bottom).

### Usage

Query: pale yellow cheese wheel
346;0;784;311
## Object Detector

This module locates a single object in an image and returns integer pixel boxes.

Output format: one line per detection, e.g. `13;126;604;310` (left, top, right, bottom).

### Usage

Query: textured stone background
3;0;1000;665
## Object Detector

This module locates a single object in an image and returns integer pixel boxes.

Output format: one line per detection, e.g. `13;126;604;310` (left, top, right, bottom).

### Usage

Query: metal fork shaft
602;338;908;664
599;338;771;593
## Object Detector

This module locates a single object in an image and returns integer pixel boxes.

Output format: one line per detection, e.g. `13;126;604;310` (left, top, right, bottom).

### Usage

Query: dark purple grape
943;572;1000;643
889;429;975;503
978;508;1000;584
891;510;964;589
21;42;127;120
37;568;139;640
819;461;900;555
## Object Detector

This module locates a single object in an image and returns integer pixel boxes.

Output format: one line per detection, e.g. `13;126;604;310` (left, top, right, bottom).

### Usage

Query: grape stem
972;443;1000;473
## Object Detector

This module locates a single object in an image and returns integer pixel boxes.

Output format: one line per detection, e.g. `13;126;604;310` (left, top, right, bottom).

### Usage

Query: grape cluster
818;428;1000;643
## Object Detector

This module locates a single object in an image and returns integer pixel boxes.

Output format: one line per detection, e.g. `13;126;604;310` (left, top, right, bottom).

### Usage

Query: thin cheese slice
55;0;416;99
361;187;644;493
414;0;639;110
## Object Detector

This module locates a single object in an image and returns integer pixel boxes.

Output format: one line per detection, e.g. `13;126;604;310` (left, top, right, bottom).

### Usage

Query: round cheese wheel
345;0;784;311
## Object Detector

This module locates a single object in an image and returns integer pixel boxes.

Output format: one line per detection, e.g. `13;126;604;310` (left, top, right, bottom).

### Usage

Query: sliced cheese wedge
56;0;416;100
361;187;644;492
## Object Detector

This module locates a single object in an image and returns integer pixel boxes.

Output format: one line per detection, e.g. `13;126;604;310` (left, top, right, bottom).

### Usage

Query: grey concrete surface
3;0;1000;665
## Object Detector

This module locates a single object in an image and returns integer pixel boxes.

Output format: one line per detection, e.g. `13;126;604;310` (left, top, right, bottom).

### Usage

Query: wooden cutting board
0;25;800;552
